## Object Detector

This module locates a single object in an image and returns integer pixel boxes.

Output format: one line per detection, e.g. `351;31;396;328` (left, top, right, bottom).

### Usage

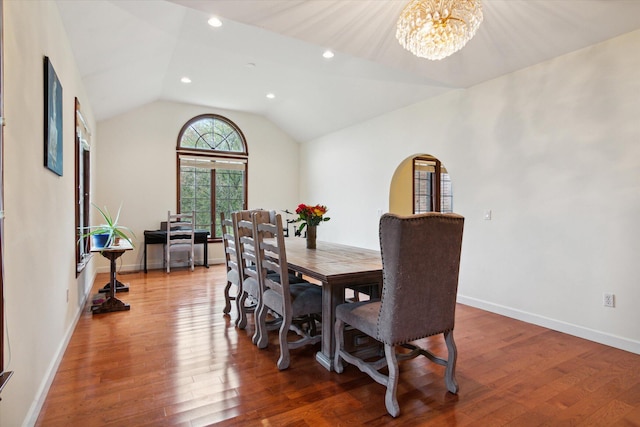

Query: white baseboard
457;294;640;355
25;269;98;427
96;258;225;274
97;258;224;273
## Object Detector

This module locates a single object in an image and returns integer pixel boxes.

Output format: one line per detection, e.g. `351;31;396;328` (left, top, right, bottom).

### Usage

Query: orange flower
293;203;330;233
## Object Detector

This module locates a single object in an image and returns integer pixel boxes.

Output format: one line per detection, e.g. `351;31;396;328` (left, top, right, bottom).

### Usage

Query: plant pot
92;233;110;249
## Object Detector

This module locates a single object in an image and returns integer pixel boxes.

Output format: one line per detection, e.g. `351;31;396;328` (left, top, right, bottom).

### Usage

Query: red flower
293;203;330;233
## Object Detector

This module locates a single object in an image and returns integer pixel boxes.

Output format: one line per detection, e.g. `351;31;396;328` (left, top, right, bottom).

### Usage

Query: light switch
484;210;492;220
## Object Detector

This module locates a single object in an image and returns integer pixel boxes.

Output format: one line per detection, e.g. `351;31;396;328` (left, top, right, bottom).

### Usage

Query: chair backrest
233;209;275;287
221;212;240;277
253;212;290;312
376;212;464;344
167;210;195;248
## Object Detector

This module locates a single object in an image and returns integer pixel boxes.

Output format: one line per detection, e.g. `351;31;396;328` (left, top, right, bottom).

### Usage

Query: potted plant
82;204;135;249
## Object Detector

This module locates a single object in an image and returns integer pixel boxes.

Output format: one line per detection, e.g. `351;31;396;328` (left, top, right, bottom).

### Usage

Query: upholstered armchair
334;212;464;417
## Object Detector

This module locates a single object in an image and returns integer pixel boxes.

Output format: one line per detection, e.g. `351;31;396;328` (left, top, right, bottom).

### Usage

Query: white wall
300;30;640;354
95;100;301;272
1;2;637;425
2;1;97;425
0;4;300;424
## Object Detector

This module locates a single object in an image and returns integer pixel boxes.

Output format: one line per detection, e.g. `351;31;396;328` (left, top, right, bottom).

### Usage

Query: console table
91;242;133;314
143;229;209;273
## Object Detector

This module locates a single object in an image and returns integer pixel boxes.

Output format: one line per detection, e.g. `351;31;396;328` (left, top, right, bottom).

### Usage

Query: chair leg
254;300;269;348
444;330;459;394
236;291;248;329
384;343;400;418
334;318;345;373
223;280;233;314
277;316;292;370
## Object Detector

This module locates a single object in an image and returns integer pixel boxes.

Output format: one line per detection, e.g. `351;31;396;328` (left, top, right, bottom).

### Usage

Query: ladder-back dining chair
165;210;195;273
334;212;464;417
253;211;322;370
234;209;272;337
221;212;239;316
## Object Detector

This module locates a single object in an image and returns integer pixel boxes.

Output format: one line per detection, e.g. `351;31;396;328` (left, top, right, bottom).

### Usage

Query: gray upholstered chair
253;212;322;370
220;212;239;316
334;212;464;417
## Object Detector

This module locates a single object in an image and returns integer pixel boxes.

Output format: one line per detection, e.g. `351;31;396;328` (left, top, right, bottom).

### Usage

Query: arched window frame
176;114;248;241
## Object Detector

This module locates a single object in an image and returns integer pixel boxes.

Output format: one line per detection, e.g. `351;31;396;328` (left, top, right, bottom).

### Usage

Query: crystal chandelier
396;0;483;60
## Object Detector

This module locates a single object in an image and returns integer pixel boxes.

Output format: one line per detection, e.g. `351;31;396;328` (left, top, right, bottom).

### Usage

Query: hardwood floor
36;266;640;426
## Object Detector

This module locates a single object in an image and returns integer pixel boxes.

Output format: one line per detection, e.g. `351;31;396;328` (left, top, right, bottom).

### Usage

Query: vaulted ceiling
56;0;640;142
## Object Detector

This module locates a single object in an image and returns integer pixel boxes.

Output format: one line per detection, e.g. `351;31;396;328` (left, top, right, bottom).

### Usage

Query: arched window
177;114;248;240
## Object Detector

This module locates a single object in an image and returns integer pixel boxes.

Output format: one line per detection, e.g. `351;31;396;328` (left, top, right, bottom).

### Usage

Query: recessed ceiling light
208;17;222;27
322;50;335;59
266;93;275;99
181;77;192;83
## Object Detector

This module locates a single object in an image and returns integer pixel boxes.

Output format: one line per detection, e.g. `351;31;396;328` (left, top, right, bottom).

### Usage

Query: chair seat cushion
335;299;381;340
264;282;322;318
227;269;239;286
243;277;259;299
249;265;304;284
266;272;307;284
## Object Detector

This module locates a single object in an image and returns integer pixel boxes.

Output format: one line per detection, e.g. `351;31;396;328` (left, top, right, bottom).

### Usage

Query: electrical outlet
603;292;615;308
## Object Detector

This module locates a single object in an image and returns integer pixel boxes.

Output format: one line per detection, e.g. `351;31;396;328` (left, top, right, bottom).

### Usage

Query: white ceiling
56;0;640;142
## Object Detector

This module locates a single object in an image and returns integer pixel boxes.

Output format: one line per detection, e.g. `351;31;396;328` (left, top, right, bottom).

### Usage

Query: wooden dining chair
165;210;195;273
234;209;309;332
233;209;265;335
252;211;322;370
220;212;239;316
235;209;292;336
334;212;464;417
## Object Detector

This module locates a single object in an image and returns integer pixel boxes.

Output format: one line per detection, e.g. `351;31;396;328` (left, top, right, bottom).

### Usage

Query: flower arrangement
293;203;330;234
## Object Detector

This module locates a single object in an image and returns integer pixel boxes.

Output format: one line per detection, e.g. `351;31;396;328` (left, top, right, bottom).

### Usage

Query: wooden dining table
284;238;383;371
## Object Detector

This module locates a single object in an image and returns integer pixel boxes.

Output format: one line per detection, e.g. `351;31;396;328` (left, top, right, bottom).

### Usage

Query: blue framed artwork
44;56;63;176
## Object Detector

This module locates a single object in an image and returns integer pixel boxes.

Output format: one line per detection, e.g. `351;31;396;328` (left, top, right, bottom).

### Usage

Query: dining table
284;238;383;371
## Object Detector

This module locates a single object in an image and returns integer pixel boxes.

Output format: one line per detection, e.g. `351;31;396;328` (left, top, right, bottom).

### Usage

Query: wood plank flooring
36;265;640;426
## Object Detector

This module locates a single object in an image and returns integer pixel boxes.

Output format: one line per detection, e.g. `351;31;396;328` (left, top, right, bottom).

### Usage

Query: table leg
92;251;130;314
315;281;345;371
99;279;129;293
315;279;383;371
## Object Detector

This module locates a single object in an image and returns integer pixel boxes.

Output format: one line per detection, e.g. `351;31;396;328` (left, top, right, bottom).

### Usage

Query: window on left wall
75;98;91;274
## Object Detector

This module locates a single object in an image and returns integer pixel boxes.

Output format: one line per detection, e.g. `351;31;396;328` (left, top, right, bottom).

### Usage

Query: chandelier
396;0;483;60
